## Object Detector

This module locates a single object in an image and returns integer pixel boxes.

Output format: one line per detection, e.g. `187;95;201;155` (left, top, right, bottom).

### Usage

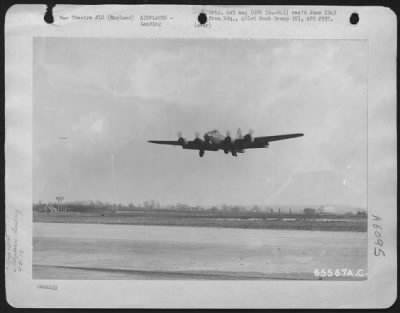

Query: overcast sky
33;38;368;207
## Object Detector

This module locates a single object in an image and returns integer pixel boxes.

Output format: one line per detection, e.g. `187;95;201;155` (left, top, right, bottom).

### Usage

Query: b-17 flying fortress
149;129;304;157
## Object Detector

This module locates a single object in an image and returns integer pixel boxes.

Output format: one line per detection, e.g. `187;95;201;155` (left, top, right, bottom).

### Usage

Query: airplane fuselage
203;130;225;144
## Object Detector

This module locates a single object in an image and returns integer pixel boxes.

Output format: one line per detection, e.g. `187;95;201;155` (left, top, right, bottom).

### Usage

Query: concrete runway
33;222;367;280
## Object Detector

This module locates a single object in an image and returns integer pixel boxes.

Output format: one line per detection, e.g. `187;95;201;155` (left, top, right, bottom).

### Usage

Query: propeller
177;131;187;144
194;131;203;143
244;129;254;143
224;130;232;144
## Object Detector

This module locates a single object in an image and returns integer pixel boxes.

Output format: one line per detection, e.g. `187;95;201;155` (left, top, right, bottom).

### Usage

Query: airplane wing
148;140;182;146
148;140;219;151
253;133;304;145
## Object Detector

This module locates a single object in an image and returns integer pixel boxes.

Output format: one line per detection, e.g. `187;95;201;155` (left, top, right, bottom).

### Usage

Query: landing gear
199;150;205;157
224;149;229;154
231;150;237;157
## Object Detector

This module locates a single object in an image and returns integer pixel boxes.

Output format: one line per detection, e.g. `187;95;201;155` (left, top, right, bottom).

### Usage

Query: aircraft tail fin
236;128;243;139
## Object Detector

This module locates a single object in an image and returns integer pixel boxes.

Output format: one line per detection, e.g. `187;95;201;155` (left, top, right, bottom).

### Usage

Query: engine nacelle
178;137;187;145
194;137;203;144
244;134;253;143
224;136;232;144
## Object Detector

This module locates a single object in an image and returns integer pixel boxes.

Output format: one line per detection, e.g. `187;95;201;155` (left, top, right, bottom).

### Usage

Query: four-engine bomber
149;129;304;157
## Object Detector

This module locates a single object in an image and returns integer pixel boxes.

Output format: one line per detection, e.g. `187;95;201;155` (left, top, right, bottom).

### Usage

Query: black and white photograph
5;4;396;308
32;37;368;280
